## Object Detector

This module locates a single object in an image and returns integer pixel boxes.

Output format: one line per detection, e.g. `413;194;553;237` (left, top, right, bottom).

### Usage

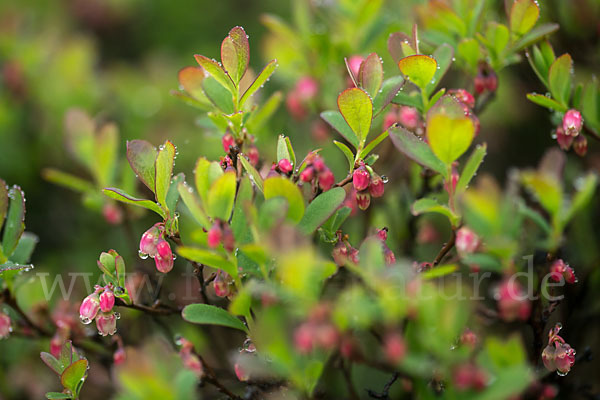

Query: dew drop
138;251;149;260
381;175;389;183
80;316;91;325
114;312;121;320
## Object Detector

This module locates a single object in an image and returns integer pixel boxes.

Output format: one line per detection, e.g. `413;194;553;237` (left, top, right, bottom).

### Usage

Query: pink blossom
562;109;583;136
352;166;371;191
154;239;174;273
277;158;293;174
79;293;100;324
456;227;480;255
96;311;117;336
0;312;11;339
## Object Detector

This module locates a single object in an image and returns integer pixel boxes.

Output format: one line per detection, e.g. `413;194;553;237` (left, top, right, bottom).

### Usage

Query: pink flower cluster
352;162;385;210
79;284;118;336
549;259;577;284
542;323;576;376
299;155;335;191
207;220;235;252
455;227;480;256
139;223;175;273
556;109;586;156
294;304;339;354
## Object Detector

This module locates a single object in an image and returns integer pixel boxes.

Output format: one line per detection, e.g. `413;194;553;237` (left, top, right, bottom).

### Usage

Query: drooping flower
79;293;101;324
562;109;583;136
154;239;174;273
96;311;118;336
99;288;115;313
456;227;480;255
352;165;371;191
542;323;576;376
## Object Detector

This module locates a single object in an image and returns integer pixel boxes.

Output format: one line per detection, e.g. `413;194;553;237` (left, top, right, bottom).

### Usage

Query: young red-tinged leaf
60;359;88;394
320;111;360;149
103;188;166;218
220;26;249;84
126;140;157;192
548;54;573;108
178;66;207;100
387;32;415;64
2;186;25;257
398;55;437;90
207;172;236;221
40;352;63;375
388;126;447;177
372;76;404;115
182;303;248;332
0;179;8;233
194;54;236;94
359;53;383;98
426;96;475;164
337;88;373;144
177;247;237;277
510;0;539;35
298;187;346;235
264;176;305;223
239;59;277;107
154;141;175;209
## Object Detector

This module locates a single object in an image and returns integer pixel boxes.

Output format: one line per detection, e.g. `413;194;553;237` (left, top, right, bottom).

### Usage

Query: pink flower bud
454;364;487;391
0;312;11;339
550;260;577;284
319;168;335;191
155;239;174;273
555;127;573;150
460;328;478;349
562;109;583;136
207;223;222;249
102;203;123;225
456;227;480;255
213;271;232;298
485;72;498;92
294;323;314;354
356;191;371;210
50;332;63;357
286;93;307;120
96;311;117;336
295;77;318;100
222;133;235;152
474;73;486;94
312;157;326;172
573;134;587;157
554;342;576;375
353;166;371;191
278;158;293;174
377;228;388;241
399;106;419;130
384;246;396;265
247;145;259;166
369;174;385;198
300;166;315;183
311;120;330;142
497;278;531;322
540;385;558;400
449;89;475;109
99;289;115;313
347;55;364;79
113;347;126;365
542;343;557;371
79;293;101;324
384;333;406;364
383;109;399;130
332;241;349;266
139;224;162;258
348;247;360;264
234;363;249;382
222;224;235;252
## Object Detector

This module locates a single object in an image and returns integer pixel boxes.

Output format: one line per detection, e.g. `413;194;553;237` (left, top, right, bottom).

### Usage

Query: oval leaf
194;54;236;94
126;140;157;192
177;246;237;277
298;187;346;235
155;141;176;209
220;26;249;84
103;188;166;218
337;88;373;144
320;110;360;149
207;172;236;221
263;176;305;223
548;54;573;108
2;186;25;257
240;60;277;107
182;303;248;332
398;55;437;90
510;0;539;35
358;53;383;98
388;125;447;176
60;359;88;393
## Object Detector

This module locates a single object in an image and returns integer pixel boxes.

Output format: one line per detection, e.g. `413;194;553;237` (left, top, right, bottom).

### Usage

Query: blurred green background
1;0;599;398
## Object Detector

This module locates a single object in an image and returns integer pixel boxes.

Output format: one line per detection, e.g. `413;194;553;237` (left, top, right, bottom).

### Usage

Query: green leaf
10;232;38;265
155;141;176;209
114;253;126;289
513;23;559;52
165;173;184;215
277;135;291;163
521;171;562;217
92;123;118;188
60;359;87;394
298;188;346;235
412;198;460;227
207;172;236;221
372;75;404;115
333;140;355;171
359;130;389;159
582;78;600;133
194;54;236;94
387;32;415;64
263;177;305;223
526;93;567;112
2;186;25;257
40;352;64;375
182;303;248;332
102;188;166;218
426;98;475;164
548;54;573;108
456;144;487;193
229;287;252;317
561;173;597;226
238;154;264;193
388;126;447;176
321;206;351;236
202;77;235;114
178;66;211;106
194;158;223;206
397;55;437;90
245;91;283;131
0;179;7;233
426;44;454;96
422;264;458;279
337;88;373;144
177;246;237;277
42;169;95;194
240;59;278;107
220;26;249;84
485;22;509;62
510;0;539;35
126;140;157;193
231;176;254;245
358;52;383;98
45;392;72;399
177;182;210;229
320;111;360;149
64;109;95;171
457;38;480;72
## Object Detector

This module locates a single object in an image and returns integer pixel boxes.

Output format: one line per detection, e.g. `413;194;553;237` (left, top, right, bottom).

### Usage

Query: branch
366;372;399;400
194;351;242;400
334;174;352;188
115;298;181;316
2;289;52;337
432;230;456;266
341;359;359;400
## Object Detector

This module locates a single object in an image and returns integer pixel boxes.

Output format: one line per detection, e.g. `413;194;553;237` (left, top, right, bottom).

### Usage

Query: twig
334;174;352;188
341;359;359;400
2;289;51;337
366;372;399;400
432;230;456;266
194;351;242;400
192;262;211;305
115;298;181;316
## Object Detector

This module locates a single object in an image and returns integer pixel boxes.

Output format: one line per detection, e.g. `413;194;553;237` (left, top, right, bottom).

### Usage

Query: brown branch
115;298;181;316
194;351;242;400
432;230;456;266
341;359;360;400
367;372;399;400
2;289;51;337
334;174;352;188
